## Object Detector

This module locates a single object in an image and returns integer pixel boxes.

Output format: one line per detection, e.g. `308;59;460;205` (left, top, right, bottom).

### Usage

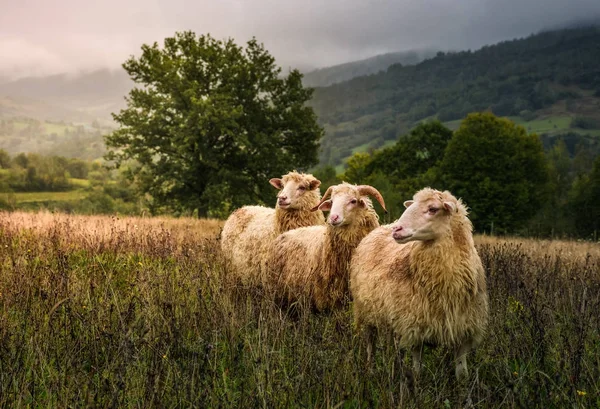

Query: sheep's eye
298;186;306;191
428;207;439;214
350;199;357;204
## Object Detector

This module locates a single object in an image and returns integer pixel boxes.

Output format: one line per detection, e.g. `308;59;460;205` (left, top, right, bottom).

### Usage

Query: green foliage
571;155;600;239
311;26;600;167
302;50;435;87
311;165;342;189
0;151;144;215
0;149;10;169
368;120;452;184
342;152;373;184
441;112;549;233
571;116;600;130
339;121;452;219
105;31;323;217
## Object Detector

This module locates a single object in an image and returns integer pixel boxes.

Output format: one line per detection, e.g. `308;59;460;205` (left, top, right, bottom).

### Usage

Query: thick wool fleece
350;189;488;349
268;185;380;311
221;172;325;284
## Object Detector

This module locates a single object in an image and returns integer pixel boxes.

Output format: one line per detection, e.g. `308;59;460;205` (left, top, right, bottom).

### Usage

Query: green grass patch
9;190;88;203
335;163;346;175
351;142;371;154
381;139;396;149
509;116;573;134
68;178;91;188
42;122;75;134
443;119;463;130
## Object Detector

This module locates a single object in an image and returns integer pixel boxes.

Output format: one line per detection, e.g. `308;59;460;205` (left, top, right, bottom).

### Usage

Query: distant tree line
316;112;600;239
0;150;142;215
311;26;600;166
0;151;86;192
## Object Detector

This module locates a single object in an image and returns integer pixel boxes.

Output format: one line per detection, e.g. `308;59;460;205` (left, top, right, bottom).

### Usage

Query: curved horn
311;186;333;212
357;185;388;213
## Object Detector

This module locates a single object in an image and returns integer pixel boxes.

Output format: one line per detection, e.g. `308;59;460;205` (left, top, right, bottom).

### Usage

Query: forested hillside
302;49;435;87
311;26;600;167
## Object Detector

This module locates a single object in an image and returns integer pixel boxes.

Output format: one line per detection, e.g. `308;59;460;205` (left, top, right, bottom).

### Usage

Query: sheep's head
269;171;321;210
391;188;465;243
311;183;387;227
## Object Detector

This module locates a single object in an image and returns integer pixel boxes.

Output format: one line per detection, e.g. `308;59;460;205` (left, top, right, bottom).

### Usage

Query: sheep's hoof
403;369;417;394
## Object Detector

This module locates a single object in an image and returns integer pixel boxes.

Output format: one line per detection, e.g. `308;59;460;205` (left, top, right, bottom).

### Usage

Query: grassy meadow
0;211;599;408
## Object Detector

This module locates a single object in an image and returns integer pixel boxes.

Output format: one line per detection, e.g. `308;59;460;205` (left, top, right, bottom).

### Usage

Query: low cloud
1;0;599;80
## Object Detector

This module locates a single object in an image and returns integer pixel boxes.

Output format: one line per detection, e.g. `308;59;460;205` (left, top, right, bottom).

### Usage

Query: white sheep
350;187;488;379
221;171;325;284
267;182;387;311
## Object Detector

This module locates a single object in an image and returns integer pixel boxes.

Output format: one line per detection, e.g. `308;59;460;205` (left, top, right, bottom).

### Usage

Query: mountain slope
302;50;436;87
0;69;132;123
310;26;600;167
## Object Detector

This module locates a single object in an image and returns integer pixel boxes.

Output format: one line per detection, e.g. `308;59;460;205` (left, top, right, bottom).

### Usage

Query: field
0;211;599;408
8;190;89;203
1;178;94;208
444;115;576;135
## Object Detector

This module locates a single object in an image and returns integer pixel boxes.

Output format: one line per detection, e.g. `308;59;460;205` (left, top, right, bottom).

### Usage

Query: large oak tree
105;32;323;217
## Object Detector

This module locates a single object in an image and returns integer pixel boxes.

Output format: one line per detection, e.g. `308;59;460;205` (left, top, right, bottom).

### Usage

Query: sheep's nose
393;226;403;232
279;195;288;200
330;214;341;225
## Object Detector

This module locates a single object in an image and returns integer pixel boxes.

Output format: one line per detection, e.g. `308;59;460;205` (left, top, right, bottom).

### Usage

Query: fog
1;0;599;79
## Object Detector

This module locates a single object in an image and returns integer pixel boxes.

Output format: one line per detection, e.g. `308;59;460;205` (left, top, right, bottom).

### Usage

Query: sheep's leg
411;344;423;377
365;325;376;370
454;340;472;380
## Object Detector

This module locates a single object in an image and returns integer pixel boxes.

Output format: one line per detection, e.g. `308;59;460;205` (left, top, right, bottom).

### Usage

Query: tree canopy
571;155;600;239
440;112;548;233
341;121;452;218
105;31;323;217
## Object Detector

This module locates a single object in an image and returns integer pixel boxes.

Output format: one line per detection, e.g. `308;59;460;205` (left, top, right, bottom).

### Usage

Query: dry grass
0;211;598;408
0;211;223;254
476;234;600;258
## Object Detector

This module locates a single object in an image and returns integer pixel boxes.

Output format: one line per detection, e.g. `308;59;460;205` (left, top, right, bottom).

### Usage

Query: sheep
350;187;488;380
267;183;387;311
221;171;325;284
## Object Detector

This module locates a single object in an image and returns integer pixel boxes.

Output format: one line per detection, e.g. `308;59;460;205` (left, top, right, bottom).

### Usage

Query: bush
571;116;600;130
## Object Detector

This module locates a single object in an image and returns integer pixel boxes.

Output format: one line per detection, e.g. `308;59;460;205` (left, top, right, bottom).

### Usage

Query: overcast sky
1;0;599;80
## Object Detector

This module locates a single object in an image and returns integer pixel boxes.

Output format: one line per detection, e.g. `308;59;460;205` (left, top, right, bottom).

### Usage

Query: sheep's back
267;225;327;296
221;206;277;282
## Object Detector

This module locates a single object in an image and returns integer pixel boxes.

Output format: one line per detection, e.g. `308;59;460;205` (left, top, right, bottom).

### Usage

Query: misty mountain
0;69;131;103
2;25;600;167
0;52;433;123
302;50;436;87
0;69;132;123
310;25;600;167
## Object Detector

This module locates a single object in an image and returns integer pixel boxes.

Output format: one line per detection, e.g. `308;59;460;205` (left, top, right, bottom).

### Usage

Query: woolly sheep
267;183;387;311
221;171;325;284
350;187;488;379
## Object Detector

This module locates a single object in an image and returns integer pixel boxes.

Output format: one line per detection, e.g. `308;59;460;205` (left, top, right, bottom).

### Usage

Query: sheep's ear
443;201;457;213
403;200;414;208
309;179;321;190
269;178;283;189
318;200;332;212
